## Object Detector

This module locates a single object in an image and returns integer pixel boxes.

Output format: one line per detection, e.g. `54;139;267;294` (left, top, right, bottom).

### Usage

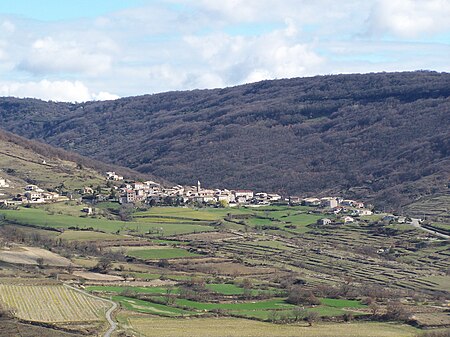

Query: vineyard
0;284;108;322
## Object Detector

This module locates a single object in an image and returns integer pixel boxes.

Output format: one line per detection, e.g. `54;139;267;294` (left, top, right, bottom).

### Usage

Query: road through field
64;284;117;337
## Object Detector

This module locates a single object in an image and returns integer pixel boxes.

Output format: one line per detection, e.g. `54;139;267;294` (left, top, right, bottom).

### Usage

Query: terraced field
0;283;108;322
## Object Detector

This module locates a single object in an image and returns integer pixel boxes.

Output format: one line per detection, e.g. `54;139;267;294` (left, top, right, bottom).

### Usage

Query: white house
24;185;44;192
0;177;9;188
233;190;254;201
303;198;321;206
354;209;373;216
344;216;355;223
106;171;123;181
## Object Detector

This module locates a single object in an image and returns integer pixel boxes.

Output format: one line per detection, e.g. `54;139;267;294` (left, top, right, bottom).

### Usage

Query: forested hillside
0;71;449;208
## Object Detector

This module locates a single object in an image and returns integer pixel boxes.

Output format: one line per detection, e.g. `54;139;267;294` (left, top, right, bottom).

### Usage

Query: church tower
197;180;201;193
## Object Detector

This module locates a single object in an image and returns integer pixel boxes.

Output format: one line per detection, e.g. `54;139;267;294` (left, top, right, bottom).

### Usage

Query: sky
0;0;449;102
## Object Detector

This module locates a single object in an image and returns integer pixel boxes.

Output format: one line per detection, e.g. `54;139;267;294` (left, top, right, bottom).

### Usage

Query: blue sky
0;0;449;101
0;0;146;21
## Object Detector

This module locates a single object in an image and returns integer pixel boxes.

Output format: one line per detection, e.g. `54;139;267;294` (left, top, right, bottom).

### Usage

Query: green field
205;283;247;295
125;247;199;259
319;298;365;308
0;207;215;236
170;297;294;311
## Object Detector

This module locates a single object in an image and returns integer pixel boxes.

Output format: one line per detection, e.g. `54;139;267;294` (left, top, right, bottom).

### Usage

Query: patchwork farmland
0;203;448;336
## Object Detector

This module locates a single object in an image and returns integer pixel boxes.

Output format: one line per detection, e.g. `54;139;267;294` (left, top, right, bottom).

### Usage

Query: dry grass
72;271;124;281
0;246;72;266
126;316;419;337
177;232;239;242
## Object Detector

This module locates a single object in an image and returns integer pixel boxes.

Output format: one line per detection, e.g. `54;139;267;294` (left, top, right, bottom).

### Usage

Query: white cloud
183;22;324;85
18;37;113;76
0;1;449;101
368;0;450;38
0;80;118;102
92;91;120;101
1;20;15;33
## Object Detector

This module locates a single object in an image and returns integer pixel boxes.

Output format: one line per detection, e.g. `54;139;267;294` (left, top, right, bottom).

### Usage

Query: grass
126;247;199;259
135;207;223;221
113;296;194;316
205;283;246;295
0;207;215;236
319;298;365;308
125;316;419;337
171;298;294;311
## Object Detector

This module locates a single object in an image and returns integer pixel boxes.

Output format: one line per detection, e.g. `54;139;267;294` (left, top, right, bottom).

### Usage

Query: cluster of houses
113;178;282;206
109;173;371;214
0;183;65;206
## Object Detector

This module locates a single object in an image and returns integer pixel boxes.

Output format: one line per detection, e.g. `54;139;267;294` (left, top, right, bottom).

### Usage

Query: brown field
72;271;124;281
0;246;72;266
177;232;239;242
124;316;419;337
413;313;450;327
173;261;277;276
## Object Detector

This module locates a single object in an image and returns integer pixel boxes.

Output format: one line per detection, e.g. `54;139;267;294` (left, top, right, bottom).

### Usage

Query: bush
286;287;320;306
384;301;410;321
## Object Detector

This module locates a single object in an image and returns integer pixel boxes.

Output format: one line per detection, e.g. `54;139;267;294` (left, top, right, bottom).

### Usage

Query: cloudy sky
0;0;449;102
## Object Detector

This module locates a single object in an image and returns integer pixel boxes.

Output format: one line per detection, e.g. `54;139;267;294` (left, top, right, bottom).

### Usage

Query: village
0;171;397;226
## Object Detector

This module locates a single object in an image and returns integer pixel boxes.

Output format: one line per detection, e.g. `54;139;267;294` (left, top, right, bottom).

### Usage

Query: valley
0;75;448;337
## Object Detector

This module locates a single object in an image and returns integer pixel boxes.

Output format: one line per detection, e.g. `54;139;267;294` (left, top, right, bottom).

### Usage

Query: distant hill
0;71;449;209
0;129;155;194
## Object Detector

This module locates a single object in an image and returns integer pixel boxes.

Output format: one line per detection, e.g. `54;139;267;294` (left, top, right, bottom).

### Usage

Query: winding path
63;284;118;337
409;218;449;239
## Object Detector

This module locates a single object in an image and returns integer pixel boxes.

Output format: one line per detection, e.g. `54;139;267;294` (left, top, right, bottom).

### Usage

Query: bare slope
0;71;449;208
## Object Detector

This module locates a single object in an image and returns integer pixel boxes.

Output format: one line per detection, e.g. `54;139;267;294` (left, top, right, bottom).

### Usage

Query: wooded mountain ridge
0;71;449;209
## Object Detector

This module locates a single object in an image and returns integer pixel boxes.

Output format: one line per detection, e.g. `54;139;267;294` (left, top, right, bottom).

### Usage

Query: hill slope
0;129;153;195
0;71;449;208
